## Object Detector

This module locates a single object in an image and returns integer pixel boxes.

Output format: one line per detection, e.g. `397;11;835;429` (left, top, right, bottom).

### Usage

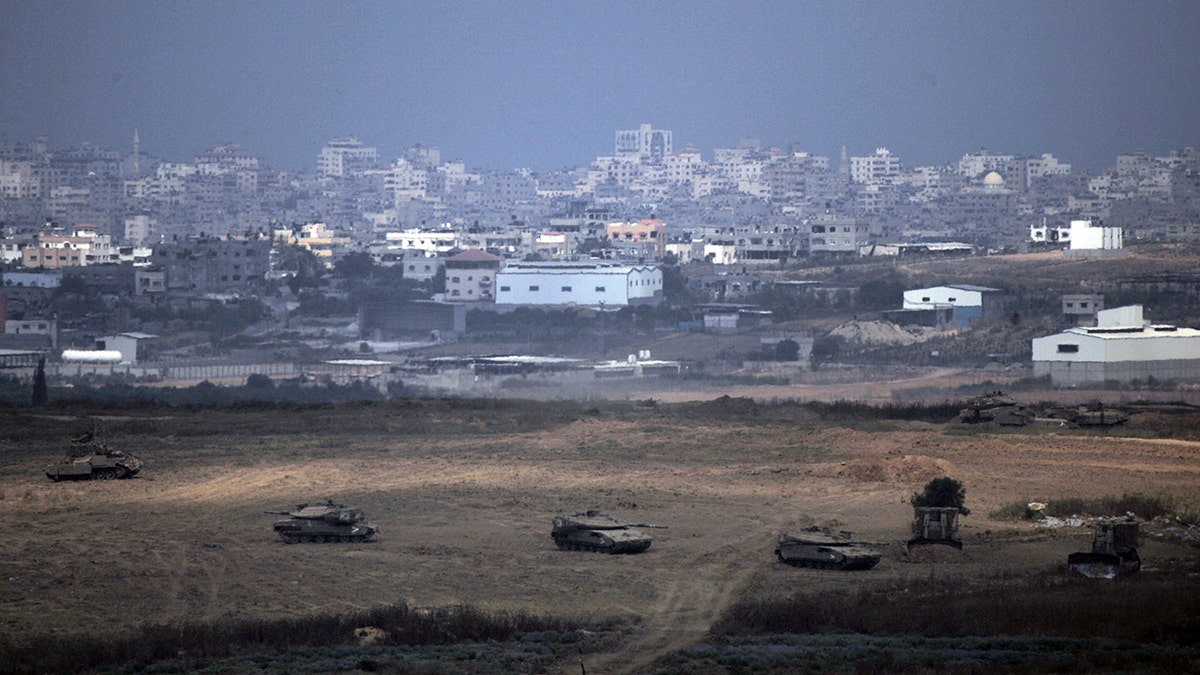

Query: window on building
451;276;460;283
561;286;571;292
529;285;539;291
595;286;605;292
1057;344;1079;353
500;285;510;292
921;296;930;302
948;297;957;302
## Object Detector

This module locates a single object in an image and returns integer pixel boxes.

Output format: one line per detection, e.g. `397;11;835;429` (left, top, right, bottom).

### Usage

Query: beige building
22;224;115;269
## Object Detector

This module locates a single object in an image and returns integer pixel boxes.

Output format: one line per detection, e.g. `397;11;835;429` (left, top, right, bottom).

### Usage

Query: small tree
31;357;48;406
910;476;970;515
774;339;800;362
245;373;274;390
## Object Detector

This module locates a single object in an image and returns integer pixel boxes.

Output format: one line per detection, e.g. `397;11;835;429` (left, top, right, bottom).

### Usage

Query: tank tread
775;549;880;571
278;533;374;544
554;539;613;553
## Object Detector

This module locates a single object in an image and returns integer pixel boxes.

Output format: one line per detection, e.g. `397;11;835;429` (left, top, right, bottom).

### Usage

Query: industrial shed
1032;305;1200;385
902;284;1005;327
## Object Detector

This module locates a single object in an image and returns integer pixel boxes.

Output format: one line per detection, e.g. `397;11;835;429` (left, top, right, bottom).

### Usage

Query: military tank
775;527;882;570
551;510;666;554
267;501;378;544
1044;403;1130;428
45;440;142;481
958;392;1029;425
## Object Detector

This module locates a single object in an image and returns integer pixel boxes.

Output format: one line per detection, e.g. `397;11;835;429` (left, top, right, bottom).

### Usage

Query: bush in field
911;476;970;515
990;493;1175;521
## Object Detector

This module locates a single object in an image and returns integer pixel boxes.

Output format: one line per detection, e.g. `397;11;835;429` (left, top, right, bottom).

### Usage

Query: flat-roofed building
1032;305;1200;385
496;261;662;307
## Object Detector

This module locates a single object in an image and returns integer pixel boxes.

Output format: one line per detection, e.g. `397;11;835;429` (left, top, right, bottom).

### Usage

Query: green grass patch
0;603;627;674
709;564;1200;643
989;492;1175;521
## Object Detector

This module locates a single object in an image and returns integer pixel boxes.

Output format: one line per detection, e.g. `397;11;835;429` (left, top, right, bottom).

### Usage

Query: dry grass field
1;396;1198;673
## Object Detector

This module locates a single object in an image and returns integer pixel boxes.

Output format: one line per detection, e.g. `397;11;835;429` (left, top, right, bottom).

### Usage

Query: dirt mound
900;542;969;564
836;454;958;483
828;320;919;346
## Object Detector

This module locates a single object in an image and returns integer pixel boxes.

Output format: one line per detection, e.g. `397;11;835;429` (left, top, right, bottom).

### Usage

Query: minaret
132;129;141;176
839;145;849;176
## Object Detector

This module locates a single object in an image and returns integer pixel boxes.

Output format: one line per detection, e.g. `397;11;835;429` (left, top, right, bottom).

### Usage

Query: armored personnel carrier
267;501;378;544
1068;517;1140;578
775;527;882;570
44;442;142;481
551;510;666;554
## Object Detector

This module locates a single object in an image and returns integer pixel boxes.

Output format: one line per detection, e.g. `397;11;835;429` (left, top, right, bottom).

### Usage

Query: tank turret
775;527;882;570
551;510;666;554
268;501;378;543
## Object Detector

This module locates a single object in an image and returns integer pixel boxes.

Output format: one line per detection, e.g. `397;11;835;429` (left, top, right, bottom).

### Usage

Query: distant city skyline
1;1;1197;173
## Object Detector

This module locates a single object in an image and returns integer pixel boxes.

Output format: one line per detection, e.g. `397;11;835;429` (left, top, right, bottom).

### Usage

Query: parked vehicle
551;510;666;553
267;501;378;543
775;527;882;570
1068;517;1140;578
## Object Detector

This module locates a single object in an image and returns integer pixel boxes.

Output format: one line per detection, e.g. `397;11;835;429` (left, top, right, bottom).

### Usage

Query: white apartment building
1030;219;1123;251
384;229;460;256
318;137;379;178
387;158;429;204
124;214;158;246
496;261;662;307
615;123;672;163
195;145;259;175
957;151;1014;178
850;148;902;185
663;146;704;184
0;160;39;199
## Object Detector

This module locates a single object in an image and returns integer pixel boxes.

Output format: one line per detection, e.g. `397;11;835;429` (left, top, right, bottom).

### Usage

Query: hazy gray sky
1;1;1197;173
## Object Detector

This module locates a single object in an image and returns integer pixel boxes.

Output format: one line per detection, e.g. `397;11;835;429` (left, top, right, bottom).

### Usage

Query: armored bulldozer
906;506;963;552
1068;517;1140;578
551;510;666;554
775;527;882;570
45;438;142;481
267;501;378;544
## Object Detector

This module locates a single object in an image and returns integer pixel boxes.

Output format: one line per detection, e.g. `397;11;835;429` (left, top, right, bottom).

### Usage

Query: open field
1;397;1198;672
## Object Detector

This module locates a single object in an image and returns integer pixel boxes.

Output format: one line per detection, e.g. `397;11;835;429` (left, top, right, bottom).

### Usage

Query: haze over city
2;0;1197;173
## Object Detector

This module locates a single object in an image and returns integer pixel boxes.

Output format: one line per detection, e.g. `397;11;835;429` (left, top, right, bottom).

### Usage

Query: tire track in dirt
575;530;765;675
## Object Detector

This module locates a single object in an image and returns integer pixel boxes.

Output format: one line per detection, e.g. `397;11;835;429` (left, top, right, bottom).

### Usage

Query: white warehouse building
495;261;662;307
1032;305;1200;386
902;284;1005;327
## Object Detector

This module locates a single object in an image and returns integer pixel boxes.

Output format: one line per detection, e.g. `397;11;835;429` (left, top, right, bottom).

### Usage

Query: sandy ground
0;403;1198;673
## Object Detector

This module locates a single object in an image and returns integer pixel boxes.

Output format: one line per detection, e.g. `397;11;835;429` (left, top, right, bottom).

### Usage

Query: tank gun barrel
628;523;668;529
264;510;290;516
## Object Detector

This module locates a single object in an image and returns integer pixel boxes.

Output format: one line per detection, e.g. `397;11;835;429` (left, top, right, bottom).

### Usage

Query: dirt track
1;404;1198;672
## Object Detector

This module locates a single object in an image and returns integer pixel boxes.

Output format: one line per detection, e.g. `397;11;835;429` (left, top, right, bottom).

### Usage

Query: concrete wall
1034;358;1200;386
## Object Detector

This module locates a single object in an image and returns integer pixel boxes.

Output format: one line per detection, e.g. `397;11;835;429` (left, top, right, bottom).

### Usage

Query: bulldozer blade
904;537;964;556
1067;551;1139;579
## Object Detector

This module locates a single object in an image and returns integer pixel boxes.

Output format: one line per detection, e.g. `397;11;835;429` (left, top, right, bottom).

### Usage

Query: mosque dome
983;171;1005;187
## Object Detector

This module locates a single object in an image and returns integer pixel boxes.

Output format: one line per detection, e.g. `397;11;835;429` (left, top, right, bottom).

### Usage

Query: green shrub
911;477;970;515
